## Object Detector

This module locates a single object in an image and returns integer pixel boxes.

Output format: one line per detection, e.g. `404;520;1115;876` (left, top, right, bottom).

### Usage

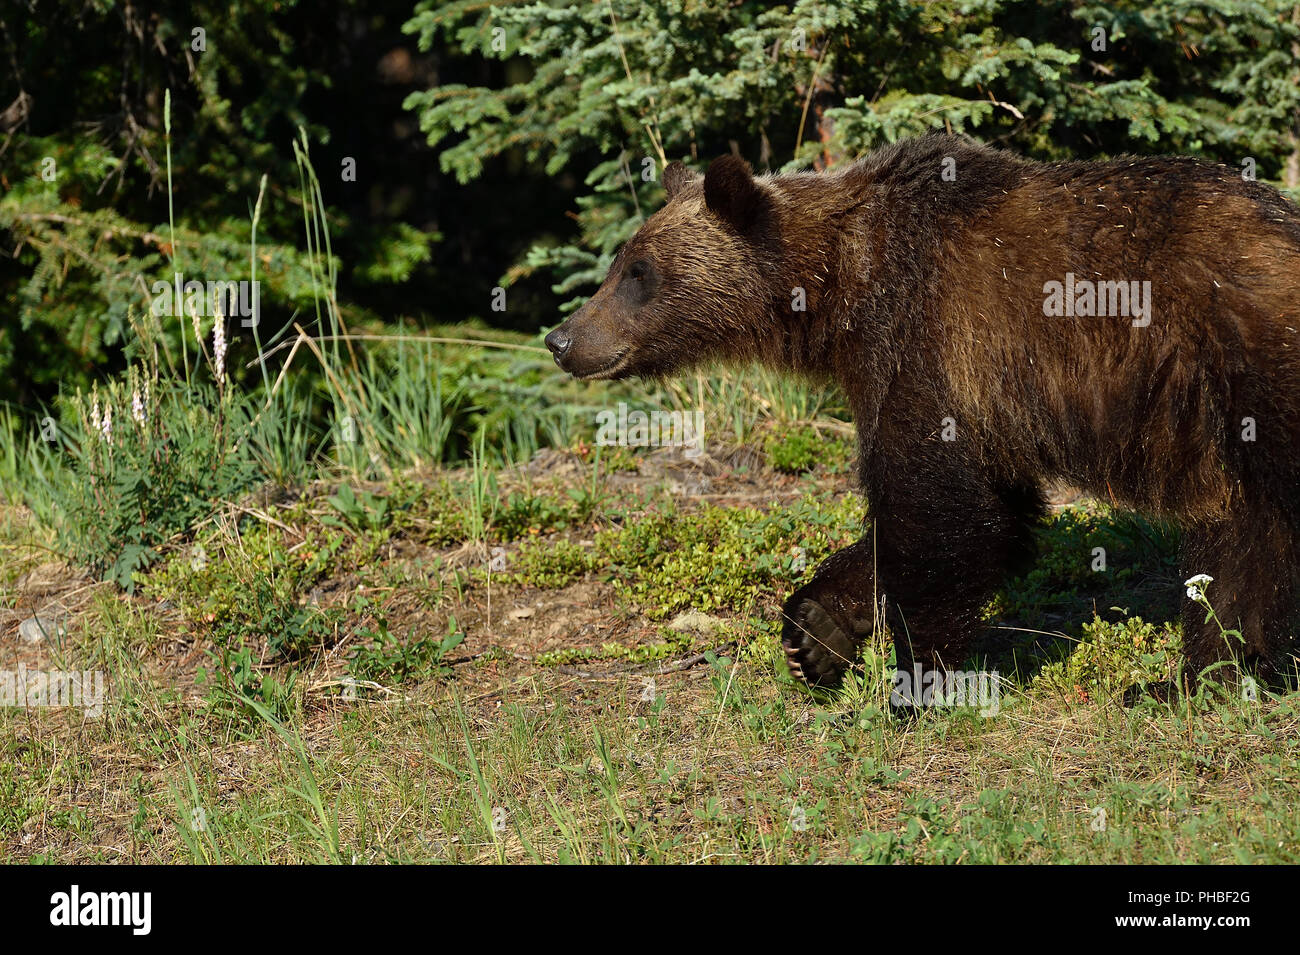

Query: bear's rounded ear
704;154;768;236
663;161;695;199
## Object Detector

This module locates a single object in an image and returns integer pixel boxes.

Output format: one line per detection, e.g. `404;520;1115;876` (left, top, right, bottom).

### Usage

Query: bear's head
545;155;777;380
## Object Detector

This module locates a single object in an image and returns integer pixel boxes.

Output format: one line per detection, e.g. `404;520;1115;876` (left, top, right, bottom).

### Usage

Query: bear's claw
783;643;806;682
780;597;856;687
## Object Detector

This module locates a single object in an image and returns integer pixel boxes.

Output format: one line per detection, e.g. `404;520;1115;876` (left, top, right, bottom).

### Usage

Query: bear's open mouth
575;349;630;380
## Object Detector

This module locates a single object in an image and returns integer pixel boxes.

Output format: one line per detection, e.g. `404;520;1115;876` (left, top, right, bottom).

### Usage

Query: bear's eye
618;258;657;304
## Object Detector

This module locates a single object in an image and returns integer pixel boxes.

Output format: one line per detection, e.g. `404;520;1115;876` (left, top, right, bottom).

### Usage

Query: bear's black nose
545;328;572;360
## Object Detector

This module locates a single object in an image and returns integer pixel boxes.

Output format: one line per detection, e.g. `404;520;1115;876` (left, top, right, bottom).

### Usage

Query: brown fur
545;134;1300;692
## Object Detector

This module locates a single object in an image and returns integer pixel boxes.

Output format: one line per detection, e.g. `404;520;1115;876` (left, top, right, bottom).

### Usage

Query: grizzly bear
545;133;1300;693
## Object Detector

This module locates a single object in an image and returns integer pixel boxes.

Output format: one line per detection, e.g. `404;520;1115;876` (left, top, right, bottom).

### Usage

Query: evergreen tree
407;0;1300;312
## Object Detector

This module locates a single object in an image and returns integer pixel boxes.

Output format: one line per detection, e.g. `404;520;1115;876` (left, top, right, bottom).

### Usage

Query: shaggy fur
545;133;1300;690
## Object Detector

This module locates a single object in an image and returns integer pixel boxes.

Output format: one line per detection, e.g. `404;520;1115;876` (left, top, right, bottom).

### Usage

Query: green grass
3;449;1299;863
4;624;1298;863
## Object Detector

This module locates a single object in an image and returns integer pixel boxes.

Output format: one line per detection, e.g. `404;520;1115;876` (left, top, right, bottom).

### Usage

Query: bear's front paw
780;595;857;687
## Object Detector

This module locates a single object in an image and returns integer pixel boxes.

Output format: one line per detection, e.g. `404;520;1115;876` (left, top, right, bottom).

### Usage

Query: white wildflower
1184;573;1213;601
131;387;146;425
213;319;227;382
100;402;112;442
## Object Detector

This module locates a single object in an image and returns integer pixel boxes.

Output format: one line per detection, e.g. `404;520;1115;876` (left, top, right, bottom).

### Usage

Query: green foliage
348;609;466;685
492;489;575;541
150;515;346;722
146;520;349;651
161;518;339;725
406;478;473;546
594;492;865;618
1034;615;1182;701
197;643;301;726
53;367;258;589
765;424;854;474
324;485;393;533
535;629;693;667
0;764;37;841
501;537;595;589
851;791;1056;864
217;576;340;661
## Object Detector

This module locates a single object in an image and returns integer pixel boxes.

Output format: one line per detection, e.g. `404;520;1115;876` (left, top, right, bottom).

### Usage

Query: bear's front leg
782;475;1044;690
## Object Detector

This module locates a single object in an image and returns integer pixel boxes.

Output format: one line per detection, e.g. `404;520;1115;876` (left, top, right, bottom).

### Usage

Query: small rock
666;611;726;637
508;607;535;621
19;615;66;644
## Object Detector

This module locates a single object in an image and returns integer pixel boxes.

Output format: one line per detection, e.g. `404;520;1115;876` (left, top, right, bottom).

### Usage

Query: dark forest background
2;0;1298;407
